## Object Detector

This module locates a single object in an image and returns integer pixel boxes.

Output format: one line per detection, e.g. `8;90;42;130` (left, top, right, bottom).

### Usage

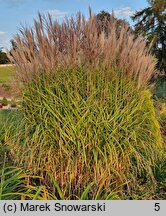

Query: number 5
154;203;160;211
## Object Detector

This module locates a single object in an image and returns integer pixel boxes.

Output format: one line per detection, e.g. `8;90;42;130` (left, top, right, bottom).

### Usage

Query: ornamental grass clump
6;10;164;199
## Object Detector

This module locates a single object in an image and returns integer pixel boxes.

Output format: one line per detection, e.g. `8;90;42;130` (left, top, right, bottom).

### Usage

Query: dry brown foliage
9;10;158;88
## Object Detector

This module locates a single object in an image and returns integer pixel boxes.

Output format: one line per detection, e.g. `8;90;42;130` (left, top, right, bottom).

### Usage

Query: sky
0;0;149;50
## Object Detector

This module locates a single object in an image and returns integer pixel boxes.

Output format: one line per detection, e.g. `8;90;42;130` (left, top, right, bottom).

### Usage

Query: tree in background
0;49;10;64
132;0;166;73
10;39;18;51
96;10;131;35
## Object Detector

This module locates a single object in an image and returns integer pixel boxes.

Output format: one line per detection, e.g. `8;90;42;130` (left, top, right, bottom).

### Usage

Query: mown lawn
0;110;10;166
0;110;11;121
0;110;12;135
0;66;15;84
0;110;18;167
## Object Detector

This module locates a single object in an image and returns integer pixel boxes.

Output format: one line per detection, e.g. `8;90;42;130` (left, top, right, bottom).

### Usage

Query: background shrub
10;99;17;108
1;97;8;106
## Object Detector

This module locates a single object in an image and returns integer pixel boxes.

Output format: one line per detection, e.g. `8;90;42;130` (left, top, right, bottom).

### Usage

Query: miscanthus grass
3;10;165;199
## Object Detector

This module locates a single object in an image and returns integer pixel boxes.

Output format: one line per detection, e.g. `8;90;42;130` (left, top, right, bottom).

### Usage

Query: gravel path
0;64;13;67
